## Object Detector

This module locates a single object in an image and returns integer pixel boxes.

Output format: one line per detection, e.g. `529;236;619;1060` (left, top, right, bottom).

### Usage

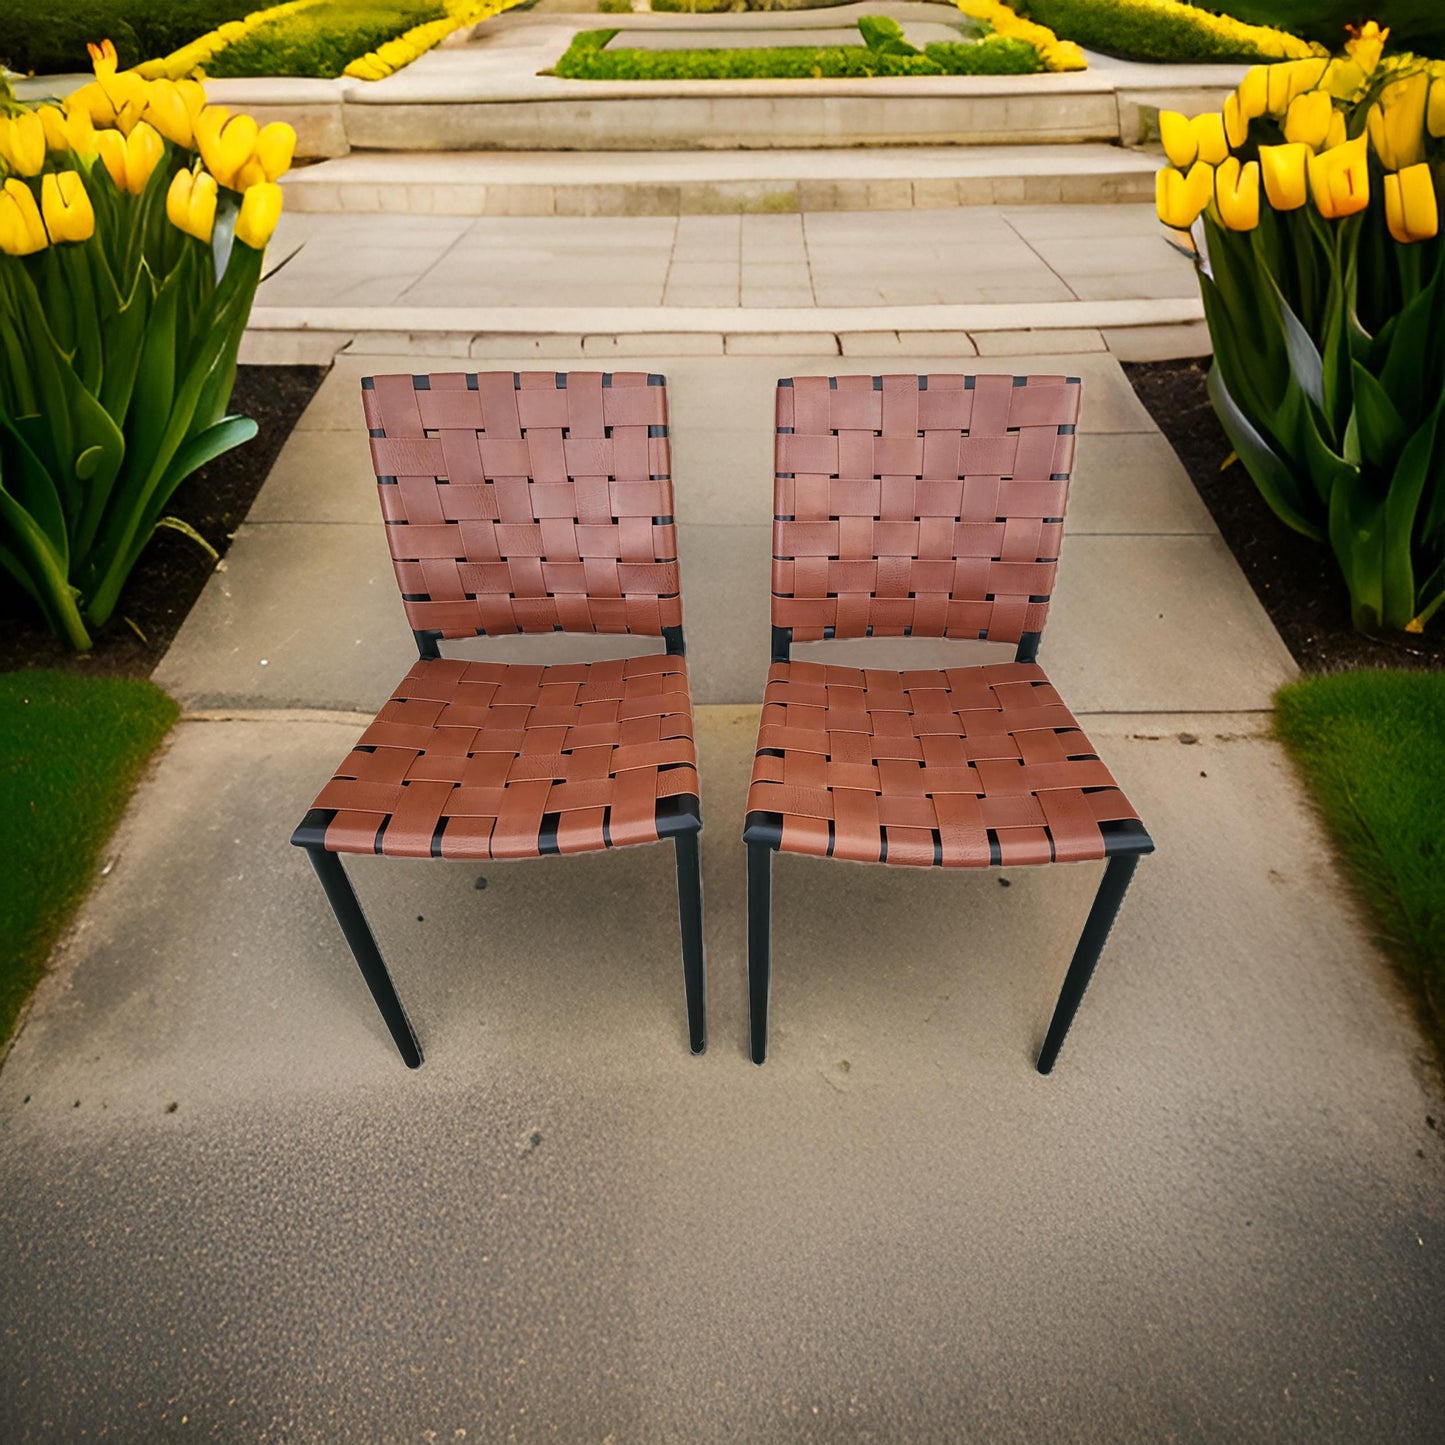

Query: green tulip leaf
1350;360;1409;472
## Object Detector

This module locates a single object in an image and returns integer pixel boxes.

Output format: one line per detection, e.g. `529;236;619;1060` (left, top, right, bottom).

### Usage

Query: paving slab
2;710;1440;1440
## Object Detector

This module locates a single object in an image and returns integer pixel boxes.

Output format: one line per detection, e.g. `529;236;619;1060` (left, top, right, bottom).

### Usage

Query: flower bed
0;1;250;76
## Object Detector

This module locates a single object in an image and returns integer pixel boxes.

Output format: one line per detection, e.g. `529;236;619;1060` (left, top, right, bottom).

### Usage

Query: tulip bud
68;81;118;129
255;122;296;182
1384;163;1439;244
143;79;193;148
37;103;95;154
0;178;48;256
1367;72;1429;172
1429;77;1445;139
1156;161;1214;231
1283;92;1334;150
95;130;128;190
1325;110;1347;150
1223;93;1249;150
1237;67;1270;122
166;168;218;242
124;121;166;195
235;180;283;250
1214;157;1260;232
1308;134;1370;219
1259;143;1311;211
176;79;208;120
40;170;96;244
194;107;259;191
0;112;47;178
1344;20;1389;76
1192;113;1229;166
1160;111;1198;169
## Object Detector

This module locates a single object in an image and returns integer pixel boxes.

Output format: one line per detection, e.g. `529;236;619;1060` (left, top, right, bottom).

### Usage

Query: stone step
282;144;1158;216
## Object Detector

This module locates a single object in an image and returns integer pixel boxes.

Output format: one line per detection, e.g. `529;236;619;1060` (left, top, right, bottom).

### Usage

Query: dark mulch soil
1124;357;1445;674
0;365;326;680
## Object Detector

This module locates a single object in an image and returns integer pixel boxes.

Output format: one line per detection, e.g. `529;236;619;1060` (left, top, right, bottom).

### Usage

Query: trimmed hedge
1211;3;1445;56
0;1;247;75
1017;0;1318;62
551;28;1042;78
205;0;446;77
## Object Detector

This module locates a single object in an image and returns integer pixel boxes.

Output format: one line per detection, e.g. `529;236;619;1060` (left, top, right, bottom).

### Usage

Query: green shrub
550;26;1039;78
1204;2;1445;57
597;0;633;12
1018;0;1312;62
650;0;741;12
207;0;447;79
0;1;246;76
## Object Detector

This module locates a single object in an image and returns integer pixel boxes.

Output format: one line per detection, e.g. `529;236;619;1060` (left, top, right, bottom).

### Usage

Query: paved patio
3;338;1443;1439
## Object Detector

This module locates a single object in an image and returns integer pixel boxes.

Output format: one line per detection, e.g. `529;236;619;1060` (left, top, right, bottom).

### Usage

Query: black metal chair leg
747;842;773;1065
673;830;707;1054
305;847;423;1069
1036;853;1140;1075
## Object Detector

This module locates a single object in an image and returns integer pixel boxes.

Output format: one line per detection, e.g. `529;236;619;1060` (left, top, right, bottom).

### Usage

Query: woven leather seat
308;654;697;860
743;373;1153;1073
747;659;1138;868
292;371;705;1067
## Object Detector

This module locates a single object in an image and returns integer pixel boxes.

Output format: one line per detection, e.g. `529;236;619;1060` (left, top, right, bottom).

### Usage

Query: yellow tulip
1278;58;1330;107
0;112;46;178
176;79;208;120
1308;134;1370;219
1429;77;1445;139
37;102;96;154
1214;157;1260;232
166;168;218;243
1237;66;1270;122
235;180;283;250
193;107;258;191
103;74;151;136
95;130;127;191
1344;20;1389;76
87;38;119;77
1384;163;1439;244
1367;72;1429;171
1321;57;1368;100
68;81;119;129
0;178;48;256
1156;161;1214;231
40;170;95;243
1160;110;1198;169
1283;92;1334;150
143;79;193;148
1223;92;1249;150
1259;143;1311;211
255;122;296;182
1192;113;1229;166
1325;110;1346;150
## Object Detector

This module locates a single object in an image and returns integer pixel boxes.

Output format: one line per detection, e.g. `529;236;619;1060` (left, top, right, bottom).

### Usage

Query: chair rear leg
305;847;423;1069
747;842;773;1065
673;831;707;1055
1036;853;1141;1075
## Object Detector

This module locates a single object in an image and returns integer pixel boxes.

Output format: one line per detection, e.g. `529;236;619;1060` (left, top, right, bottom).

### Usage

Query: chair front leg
305;847;423;1069
673;830;707;1055
747;841;773;1065
1035;853;1141;1075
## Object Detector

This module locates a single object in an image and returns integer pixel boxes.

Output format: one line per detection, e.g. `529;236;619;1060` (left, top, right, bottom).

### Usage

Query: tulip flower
94;121;166;196
1223;91;1250;150
1156;161;1214;231
40;170;95;244
193;107;259;191
1259;143;1311;211
1236;67;1270;123
1214;157;1260;232
36;102;96;155
1344;21;1389;76
0;178;48;256
1160;110;1198;169
235;180;283;250
177;79;208;120
255;122;297;182
1308;134;1370;219
1384;163;1439;244
0;112;46;178
142;79;194;148
1324;110;1346;150
86;38;119;77
166;168;219;243
1283;92;1335;150
1429;77;1445;139
1367;72;1429;172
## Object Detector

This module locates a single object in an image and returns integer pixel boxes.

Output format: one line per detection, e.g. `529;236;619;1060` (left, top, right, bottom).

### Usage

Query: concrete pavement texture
5;344;1443;1440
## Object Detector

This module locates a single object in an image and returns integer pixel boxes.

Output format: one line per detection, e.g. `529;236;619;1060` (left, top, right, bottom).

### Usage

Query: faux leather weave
364;371;680;640
746;659;1138;868
773;373;1081;645
313;654;698;859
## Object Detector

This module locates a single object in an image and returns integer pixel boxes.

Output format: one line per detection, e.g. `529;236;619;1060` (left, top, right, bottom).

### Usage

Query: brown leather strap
746;659;1138;867
363;371;682;640
313;653;698;858
773;374;1081;646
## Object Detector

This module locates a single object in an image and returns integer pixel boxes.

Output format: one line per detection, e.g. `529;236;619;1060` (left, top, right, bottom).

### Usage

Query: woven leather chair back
772;373;1082;646
363;371;681;640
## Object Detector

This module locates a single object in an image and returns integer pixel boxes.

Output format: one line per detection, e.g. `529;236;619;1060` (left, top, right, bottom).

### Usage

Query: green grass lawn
0;671;179;1047
1275;670;1445;1055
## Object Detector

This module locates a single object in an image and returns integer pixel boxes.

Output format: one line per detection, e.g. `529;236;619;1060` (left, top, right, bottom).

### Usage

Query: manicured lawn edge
1274;670;1445;1061
0;673;180;1050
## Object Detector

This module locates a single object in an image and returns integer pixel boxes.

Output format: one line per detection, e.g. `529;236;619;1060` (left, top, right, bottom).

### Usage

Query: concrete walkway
3;336;1443;1440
